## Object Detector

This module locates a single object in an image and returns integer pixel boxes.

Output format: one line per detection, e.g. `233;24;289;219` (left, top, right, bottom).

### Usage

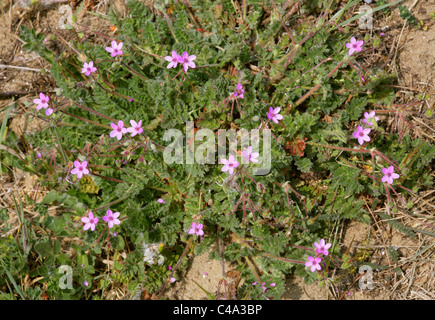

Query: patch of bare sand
163;248;236;300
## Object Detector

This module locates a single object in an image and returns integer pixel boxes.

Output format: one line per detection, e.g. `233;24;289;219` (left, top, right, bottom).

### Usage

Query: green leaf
378;212;417;239
19;26;54;64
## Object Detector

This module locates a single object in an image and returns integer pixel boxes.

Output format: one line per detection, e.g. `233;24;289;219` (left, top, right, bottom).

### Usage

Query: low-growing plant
1;0;433;300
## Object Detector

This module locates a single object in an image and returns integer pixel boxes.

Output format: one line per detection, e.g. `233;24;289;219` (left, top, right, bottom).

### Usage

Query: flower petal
221;165;229;172
353;131;360;138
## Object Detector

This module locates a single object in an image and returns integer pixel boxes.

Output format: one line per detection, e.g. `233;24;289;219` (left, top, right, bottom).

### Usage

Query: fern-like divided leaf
377;212;417;239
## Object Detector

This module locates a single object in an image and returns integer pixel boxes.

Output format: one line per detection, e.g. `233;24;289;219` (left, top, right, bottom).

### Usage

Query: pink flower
170;277;176;283
157;199;165;204
353;125;371;145
110;121;128;140
81;61;97;76
70;160;90;179
105;40;123;57
267;107;283;124
81;211;99;231
261;283;267;293
381;165;400;185
177;52;196;72
45;108;54;116
345;37;364;56
234;83;244;99
33;92;49;110
242;146;259;163
165;51;181;69
362;111;379;126
188;222;204;236
84;281;89;286
305;256;322;272
126;120;143;137
220;154;239;175
314;239;332;256
270;283;276;287
102;209;121;228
